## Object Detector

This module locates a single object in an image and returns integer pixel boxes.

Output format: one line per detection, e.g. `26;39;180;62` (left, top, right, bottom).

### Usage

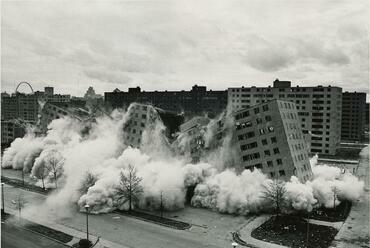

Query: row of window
289;132;303;140
230;87;333;93
240;142;258;151
242;147;280;161
282;112;298;120
311;148;330;154
236;116;273;130
270;170;286;178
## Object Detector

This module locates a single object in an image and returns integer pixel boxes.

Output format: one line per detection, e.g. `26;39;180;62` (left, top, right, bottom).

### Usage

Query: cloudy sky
1;0;369;97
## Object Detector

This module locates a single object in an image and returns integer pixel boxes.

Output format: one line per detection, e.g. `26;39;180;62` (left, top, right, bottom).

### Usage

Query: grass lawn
251;215;338;248
294;200;352;222
114;209;191;230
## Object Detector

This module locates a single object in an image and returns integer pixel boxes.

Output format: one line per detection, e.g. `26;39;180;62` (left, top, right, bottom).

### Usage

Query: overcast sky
1;0;369;98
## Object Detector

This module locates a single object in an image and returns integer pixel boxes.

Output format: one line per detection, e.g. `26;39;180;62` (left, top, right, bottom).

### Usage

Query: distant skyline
1;0;369;98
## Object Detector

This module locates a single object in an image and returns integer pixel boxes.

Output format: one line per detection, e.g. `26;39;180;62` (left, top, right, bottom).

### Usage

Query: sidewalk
235;215;288;248
330;146;370;248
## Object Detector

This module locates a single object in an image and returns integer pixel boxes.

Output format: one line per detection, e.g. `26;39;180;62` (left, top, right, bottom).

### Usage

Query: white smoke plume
1;104;365;217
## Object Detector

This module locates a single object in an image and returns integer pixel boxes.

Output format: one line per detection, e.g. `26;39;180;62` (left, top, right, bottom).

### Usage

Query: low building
104;85;227;118
234;99;312;182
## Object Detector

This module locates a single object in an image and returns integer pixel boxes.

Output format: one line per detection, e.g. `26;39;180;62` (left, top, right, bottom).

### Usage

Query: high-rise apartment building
123;103;184;148
1;93;39;123
341;92;366;142
228;79;342;155
234;99;312;182
104;85;227;118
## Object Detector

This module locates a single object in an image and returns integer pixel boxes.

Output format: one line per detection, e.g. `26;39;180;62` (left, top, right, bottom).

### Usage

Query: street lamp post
21;170;25;186
231;242;238;248
85;204;90;242
1;183;5;214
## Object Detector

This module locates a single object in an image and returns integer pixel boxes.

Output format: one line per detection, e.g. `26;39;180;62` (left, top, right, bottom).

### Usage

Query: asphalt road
1;223;67;248
1;184;237;248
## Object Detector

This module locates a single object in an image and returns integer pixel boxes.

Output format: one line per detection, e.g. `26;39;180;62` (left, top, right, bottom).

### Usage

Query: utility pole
306;211;310;246
21;169;25;186
160;191;164;219
85;204;90;242
1;183;5;214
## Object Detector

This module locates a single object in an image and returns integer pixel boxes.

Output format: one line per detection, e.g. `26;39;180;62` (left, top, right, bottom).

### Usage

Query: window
265;115;272;121
142;114;146;119
240;142;258;151
271;137;277;143
277;159;282;165
262;105;269;111
270;172;276;178
279;170;286;176
254;163;263;169
254;108;260;114
242;152;260;161
236;121;253;130
262;139;268;145
273;148;280;154
264;150;271;156
256;118;263;124
246;131;255;138
259;128;265;135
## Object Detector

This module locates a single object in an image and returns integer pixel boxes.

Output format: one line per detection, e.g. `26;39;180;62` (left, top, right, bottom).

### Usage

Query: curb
2;212;72;247
113;210;192;230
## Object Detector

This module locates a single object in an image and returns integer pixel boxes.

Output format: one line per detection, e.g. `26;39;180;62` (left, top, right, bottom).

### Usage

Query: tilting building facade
228;79;342;155
122;103;184;148
234;100;312;182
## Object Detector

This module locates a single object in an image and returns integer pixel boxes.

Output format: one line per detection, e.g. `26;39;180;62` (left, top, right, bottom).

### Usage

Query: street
1;182;245;248
1;223;67;248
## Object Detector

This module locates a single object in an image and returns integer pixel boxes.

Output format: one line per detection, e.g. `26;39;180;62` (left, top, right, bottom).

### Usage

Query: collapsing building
173;99;313;182
122;103;184;148
234;100;313;182
38;99;312;182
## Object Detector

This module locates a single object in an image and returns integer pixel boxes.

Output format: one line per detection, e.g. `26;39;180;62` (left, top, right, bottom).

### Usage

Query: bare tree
116;165;143;212
33;163;47;190
332;186;340;209
14;193;27;221
160;191;164;219
261;180;287;217
79;171;98;195
46;151;64;189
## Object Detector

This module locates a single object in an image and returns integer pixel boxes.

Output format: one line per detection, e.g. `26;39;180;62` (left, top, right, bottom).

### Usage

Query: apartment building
123;103;184;148
105;85;227;118
341;92;366;142
234;99;312;182
228;79;342;155
38;101;91;133
1;120;27;147
175;117;211;162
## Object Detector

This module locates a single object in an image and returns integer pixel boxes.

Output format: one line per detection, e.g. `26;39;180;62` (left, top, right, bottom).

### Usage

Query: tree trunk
129;171;132;212
41;177;45;190
54;172;58;189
